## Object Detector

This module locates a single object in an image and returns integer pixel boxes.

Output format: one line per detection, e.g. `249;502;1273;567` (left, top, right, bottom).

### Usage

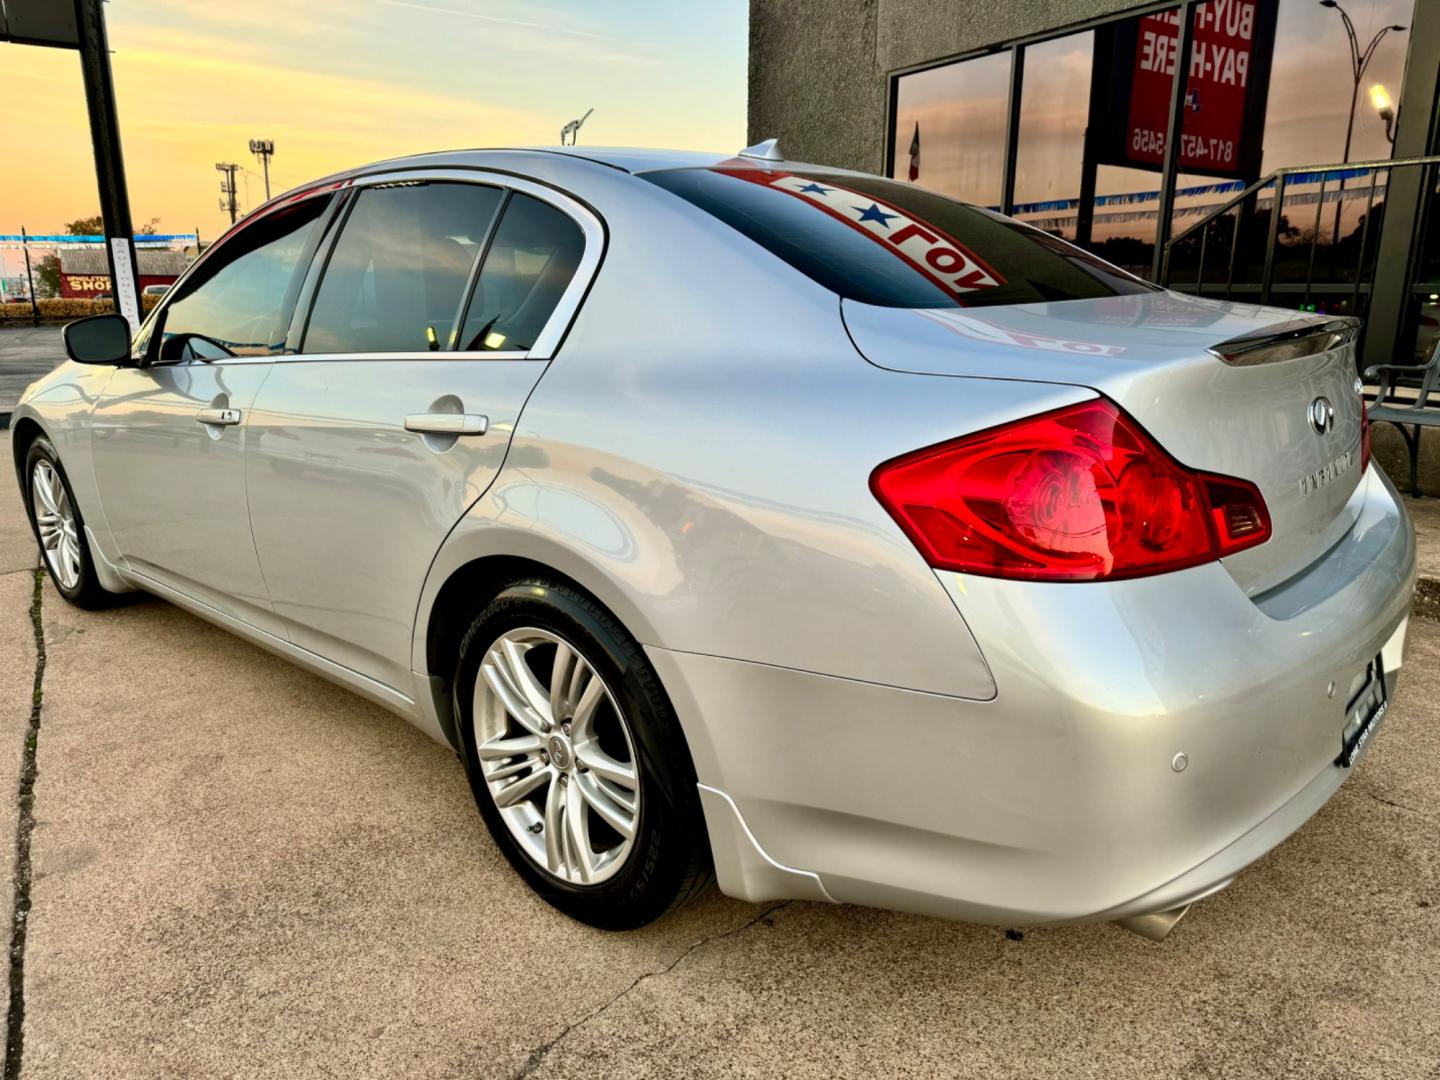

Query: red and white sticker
719;169;1005;301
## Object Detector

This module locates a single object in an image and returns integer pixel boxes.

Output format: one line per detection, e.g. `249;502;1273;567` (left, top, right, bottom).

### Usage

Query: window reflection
1165;0;1411;301
159;199;326;358
1262;0;1410;171
889;0;1417;287
1013;33;1092;241
891;50;1010;208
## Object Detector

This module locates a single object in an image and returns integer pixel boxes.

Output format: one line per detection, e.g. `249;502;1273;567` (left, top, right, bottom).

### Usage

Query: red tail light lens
870;399;1271;582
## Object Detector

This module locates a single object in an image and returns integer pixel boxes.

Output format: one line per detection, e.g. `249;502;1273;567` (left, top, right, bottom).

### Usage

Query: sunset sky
0;0;747;240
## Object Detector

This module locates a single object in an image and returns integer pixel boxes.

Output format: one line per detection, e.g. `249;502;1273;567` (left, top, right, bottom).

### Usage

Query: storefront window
1261;0;1410;172
1409;128;1440;362
1168;0;1412;298
891;50;1010;208
1089;166;1168;276
892;0;1417;281
1012;32;1092;240
885;0;1431;363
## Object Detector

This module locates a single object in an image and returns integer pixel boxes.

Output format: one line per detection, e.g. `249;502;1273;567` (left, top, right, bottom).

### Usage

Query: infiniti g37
13;144;1414;938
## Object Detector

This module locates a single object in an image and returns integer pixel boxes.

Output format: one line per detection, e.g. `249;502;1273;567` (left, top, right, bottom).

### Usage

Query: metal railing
1160;154;1440;312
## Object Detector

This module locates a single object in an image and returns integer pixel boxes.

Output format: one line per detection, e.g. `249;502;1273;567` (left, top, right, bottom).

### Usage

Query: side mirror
62;313;132;366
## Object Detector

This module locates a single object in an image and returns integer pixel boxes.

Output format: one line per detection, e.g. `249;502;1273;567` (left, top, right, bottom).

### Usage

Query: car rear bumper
651;465;1415;926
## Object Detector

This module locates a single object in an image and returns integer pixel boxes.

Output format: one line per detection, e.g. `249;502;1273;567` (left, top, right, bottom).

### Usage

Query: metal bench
1366;340;1440;497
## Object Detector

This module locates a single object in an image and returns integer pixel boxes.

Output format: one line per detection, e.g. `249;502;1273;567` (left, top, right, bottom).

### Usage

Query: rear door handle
404;412;488;436
195;407;242;426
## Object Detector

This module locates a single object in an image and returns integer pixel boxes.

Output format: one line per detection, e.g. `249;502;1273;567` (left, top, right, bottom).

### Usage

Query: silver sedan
11;144;1414;939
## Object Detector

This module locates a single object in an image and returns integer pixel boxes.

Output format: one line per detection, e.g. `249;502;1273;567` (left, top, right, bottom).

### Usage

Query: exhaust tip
1113;904;1191;942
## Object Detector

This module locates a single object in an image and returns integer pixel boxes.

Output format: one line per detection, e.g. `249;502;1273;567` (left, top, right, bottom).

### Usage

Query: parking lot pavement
0;326;63;417
0;458;1437;1079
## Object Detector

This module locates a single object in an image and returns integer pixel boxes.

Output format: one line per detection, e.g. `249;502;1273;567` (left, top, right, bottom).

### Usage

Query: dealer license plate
1338;655;1386;769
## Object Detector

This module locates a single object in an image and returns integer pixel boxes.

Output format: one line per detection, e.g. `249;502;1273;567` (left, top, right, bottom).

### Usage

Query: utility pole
75;0;143;331
19;226;40;327
249;138;274;201
215;163;240;225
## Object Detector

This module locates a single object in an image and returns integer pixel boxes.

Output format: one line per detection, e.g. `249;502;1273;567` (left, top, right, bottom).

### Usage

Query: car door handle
195;407;242;426
404;412;488;436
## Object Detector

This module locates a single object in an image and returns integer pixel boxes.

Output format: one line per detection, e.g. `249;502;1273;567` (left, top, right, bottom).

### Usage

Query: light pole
1319;1;1405;248
249;139;275;201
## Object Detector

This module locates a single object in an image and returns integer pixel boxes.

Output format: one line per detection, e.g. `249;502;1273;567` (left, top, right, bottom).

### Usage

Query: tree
64;215;103;236
35;254;61;297
62;214;161;235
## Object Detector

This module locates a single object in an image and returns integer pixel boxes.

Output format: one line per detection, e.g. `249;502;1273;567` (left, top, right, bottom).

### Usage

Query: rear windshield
642;167;1157;309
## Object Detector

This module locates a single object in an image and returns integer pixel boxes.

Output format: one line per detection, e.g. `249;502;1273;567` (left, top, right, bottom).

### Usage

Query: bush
43;298;114;317
0;294;160;322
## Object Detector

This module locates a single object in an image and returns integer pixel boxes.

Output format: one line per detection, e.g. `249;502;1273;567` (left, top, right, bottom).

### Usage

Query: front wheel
455;579;711;929
23;435;112;609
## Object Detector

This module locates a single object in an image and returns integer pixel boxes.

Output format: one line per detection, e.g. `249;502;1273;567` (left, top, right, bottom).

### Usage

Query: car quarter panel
652;465;1413;923
415;164;1096;699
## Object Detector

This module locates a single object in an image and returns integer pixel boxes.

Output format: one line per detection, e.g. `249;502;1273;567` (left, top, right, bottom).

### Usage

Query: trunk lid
843;292;1367;596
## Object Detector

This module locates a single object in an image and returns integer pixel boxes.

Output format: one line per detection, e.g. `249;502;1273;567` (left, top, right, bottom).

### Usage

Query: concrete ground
0;430;1437;1079
0;328;62;418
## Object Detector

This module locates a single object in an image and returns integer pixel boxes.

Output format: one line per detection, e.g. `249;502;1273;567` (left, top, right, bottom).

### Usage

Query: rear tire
22;435;112;609
455;578;712;929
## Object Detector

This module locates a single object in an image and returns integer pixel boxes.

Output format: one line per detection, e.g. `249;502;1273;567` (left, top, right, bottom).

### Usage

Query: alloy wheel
31;459;82;591
472;627;641;886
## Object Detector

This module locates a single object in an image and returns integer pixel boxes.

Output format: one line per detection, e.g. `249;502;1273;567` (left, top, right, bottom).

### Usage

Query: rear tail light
870;398;1271;582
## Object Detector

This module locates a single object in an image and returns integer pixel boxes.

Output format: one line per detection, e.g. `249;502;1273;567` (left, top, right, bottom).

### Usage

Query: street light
1319;1;1405;165
1370;83;1396;145
1318;1;1405;250
249;139;275;201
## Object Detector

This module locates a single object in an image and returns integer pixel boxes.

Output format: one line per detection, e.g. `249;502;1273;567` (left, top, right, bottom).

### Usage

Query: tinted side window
458;193;584;352
303;182;503;354
641;168;1157;309
157;197;327;358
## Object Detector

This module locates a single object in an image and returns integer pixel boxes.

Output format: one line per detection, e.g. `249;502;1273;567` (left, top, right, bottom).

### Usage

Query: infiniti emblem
546;735;572;769
1308;396;1335;435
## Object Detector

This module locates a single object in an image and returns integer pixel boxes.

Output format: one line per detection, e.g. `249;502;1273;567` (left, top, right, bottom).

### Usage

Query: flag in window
908;123;920;182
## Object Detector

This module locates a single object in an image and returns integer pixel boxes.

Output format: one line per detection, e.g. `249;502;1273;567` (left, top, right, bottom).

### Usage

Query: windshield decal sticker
717;169;1005;300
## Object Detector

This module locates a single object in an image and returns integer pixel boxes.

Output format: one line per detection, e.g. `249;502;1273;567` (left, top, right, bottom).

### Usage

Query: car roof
514;146;738;173
293;146;870;187
224;146;883;246
491;146;881;180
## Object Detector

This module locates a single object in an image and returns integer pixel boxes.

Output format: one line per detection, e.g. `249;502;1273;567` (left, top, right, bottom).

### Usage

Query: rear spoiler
1209;316;1361;367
